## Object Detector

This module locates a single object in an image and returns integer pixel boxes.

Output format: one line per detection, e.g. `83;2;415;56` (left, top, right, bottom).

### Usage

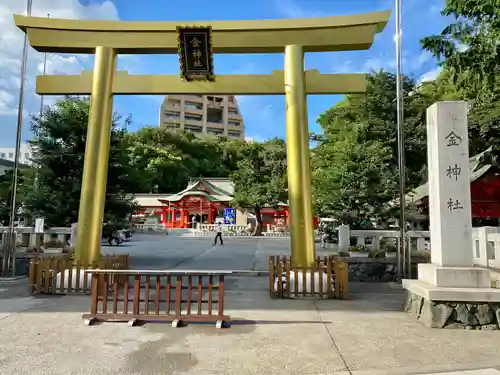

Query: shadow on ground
0;276;406;315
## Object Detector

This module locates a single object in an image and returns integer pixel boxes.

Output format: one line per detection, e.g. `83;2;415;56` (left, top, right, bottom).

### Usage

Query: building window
207;128;223;135
164;111;180;118
185;102;202;110
228;131;241;138
228;121;240;127
206;108;223;123
8;153;13;159
185;126;203;133
0;153;5;158
228;108;239;115
168;100;181;107
184;114;202;122
164;122;180;129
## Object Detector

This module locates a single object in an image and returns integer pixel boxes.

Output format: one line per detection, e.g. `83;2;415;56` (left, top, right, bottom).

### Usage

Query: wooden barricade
82;270;231;329
268;255;349;300
28;254;129;295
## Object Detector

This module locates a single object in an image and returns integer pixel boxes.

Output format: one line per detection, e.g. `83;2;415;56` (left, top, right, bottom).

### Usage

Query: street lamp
2;0;33;276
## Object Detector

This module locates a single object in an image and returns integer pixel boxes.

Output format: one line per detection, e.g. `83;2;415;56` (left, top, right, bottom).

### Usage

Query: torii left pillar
75;47;116;265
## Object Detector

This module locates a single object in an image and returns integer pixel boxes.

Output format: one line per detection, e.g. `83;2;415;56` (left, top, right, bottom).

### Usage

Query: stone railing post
70;223;78;248
338;225;350;252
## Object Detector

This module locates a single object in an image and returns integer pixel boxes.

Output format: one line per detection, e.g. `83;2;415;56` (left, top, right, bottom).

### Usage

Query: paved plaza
0;233;499;375
100;231;318;271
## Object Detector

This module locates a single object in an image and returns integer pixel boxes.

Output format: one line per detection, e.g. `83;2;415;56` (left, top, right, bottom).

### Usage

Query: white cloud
331;60;357;74
0;0;120;146
360;50;433;74
272;0;325;18
0;90;16;115
411;51;432;70
418;67;442;83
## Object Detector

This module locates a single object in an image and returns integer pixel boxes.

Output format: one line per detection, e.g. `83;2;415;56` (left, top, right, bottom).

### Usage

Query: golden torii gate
14;11;390;267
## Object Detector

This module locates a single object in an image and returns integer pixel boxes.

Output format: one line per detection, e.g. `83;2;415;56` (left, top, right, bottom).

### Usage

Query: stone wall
0;256;31;276
405;291;500;330
339;258;424;282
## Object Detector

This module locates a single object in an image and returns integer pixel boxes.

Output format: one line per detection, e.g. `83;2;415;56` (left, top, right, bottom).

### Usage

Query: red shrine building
400;148;500;221
132;177;291;229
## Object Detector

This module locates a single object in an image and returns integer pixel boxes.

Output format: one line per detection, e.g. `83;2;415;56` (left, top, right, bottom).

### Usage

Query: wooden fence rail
269;255;349;300
82;270;231;329
28;254;129;295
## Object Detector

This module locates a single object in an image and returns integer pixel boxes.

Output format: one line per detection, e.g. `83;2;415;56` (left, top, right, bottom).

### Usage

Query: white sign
34;218;45;233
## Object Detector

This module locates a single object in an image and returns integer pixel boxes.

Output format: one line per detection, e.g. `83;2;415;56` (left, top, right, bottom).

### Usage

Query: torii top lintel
13;10;390;54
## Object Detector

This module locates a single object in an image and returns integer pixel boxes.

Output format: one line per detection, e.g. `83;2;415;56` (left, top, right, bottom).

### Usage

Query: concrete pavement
0;234;499;374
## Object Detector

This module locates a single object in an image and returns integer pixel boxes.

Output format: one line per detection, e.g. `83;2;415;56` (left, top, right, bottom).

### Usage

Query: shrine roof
130;194;172;207
387;147;498;209
162;177;233;202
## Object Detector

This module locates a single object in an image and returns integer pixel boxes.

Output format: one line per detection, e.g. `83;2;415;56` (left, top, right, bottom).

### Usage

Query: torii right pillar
403;101;500;329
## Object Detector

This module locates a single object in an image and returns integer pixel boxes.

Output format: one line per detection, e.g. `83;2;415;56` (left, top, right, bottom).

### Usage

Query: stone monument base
403;279;500;330
418;263;491;288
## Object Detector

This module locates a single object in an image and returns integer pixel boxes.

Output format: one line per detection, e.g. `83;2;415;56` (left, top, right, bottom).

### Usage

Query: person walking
214;222;223;245
319;222;330;248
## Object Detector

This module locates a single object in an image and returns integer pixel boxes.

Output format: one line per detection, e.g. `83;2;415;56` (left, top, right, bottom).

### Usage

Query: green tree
312;71;435;221
421;0;500;93
125;127;184;193
312;126;397;225
421;1;500;154
22;97;137;227
316;72;429;189
127;128;245;194
230;139;287;235
0;169;29;225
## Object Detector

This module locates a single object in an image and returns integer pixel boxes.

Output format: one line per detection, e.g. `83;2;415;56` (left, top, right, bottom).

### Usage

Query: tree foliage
421;0;500;154
230;138;287;234
312;0;500;222
312;71;432;222
21;97;137;227
126;127;245;194
421;0;500;93
8;97;255;228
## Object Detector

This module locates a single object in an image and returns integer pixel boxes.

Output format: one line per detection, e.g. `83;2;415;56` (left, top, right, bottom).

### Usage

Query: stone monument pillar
403;101;500;329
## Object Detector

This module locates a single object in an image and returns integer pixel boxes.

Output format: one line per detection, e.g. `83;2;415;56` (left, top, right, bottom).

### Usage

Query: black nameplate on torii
177;26;215;81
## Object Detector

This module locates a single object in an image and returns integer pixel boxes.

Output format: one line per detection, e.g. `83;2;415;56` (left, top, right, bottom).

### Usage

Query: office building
0;143;33;165
159;95;245;139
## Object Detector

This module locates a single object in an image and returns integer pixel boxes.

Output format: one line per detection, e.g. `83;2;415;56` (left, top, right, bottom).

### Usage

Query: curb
230;271;269;276
179;235;291;239
0;276;28;284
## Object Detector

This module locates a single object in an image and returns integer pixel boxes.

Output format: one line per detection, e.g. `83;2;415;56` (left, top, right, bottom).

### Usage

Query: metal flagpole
38;13;50;118
395;0;407;280
2;0;33;276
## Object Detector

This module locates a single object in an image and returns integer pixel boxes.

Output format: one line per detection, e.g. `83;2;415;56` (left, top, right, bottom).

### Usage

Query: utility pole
395;0;407;280
2;0;33;276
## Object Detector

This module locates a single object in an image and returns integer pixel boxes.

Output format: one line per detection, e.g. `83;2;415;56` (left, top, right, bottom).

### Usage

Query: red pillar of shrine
179;206;185;228
185;207;190;228
160;208;167;227
208;205;214;224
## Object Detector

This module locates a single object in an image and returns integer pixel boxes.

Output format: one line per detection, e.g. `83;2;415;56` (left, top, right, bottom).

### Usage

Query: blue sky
0;0;450;146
